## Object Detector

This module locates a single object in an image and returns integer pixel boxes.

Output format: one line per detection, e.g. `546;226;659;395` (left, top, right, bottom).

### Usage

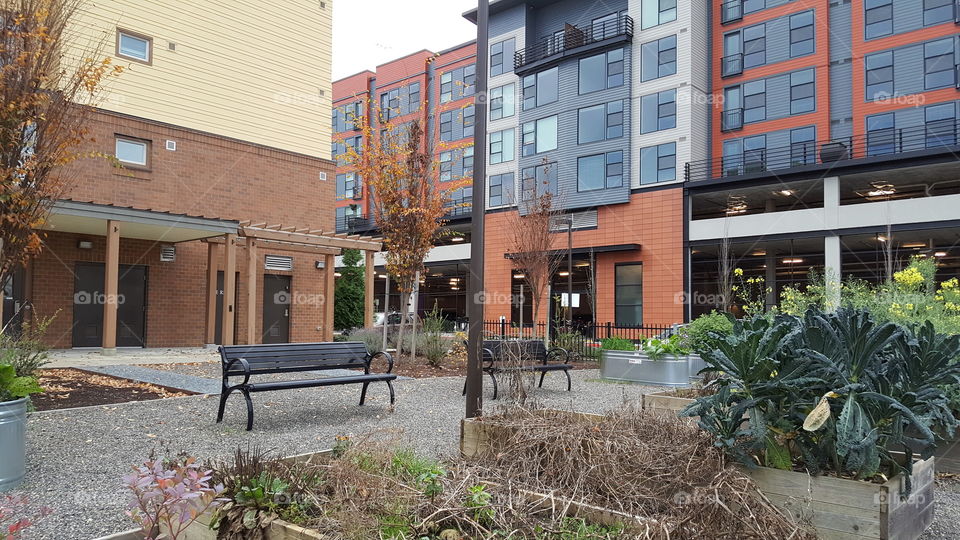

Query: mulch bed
32;368;192;411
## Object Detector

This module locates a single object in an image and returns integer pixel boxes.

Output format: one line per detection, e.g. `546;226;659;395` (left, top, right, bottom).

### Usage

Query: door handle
284;309;289;317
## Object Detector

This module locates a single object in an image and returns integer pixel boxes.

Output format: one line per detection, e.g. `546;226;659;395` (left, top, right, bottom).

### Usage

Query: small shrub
679;311;733;355
419;305;449;367
0;363;42;403
639;334;690;360
0;314;56;377
599;336;634;351
0;494;51;539
346;327;383;354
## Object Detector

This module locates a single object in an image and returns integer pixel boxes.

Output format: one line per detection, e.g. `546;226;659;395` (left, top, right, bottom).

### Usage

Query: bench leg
461;378;467;396
359;381;370;406
240;388;254;431
564;369;572;391
538;371;547;388
489;371;499;400
387;380;395;404
216;388;233;423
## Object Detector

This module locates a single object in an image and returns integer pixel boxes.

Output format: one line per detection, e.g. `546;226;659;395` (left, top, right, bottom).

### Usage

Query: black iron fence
482;320;680;360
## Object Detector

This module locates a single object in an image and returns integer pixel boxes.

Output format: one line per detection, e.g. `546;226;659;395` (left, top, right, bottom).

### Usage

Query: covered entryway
262;274;291;343
72;263;148;347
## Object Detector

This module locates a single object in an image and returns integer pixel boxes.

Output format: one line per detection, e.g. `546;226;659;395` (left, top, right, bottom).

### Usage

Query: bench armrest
223;357;252;386
481;347;497;369
546;347;570;365
368;351;394;374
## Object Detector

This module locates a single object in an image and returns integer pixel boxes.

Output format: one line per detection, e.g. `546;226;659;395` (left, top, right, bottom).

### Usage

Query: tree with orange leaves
0;0;122;299
341;108;468;357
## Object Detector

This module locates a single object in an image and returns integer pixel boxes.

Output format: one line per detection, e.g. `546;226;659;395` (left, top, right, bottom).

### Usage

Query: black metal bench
462;339;572;400
217;342;395;430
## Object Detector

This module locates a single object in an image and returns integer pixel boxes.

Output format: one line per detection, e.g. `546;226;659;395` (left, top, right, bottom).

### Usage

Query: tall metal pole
466;0;490;419
567;221;573;327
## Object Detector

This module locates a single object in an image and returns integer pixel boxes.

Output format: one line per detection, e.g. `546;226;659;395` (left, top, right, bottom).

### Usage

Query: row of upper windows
379;82;420;121
517;48;625;114
486;141;677;207
865;36;958;101
721;10;814;77
332;101;363;133
722;68;815;131
865;0;954;41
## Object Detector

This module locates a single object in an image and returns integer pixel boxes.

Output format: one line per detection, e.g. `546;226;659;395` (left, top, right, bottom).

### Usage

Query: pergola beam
241;226;381;252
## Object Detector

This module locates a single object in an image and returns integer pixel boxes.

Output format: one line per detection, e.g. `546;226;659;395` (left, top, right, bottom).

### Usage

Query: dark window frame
614;263;643;326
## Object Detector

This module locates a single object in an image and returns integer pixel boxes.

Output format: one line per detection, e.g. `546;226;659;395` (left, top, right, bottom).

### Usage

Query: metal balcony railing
721;53;743;77
684;121;960;182
721;108;743;132
444;198;473;219
721;0;744;24
514;14;634;71
335;214;375;234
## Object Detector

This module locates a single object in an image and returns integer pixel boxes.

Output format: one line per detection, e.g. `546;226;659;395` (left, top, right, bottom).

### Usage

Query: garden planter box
642;391;695;416
0;398;27;492
460;409;604;458
744;456;935;540
600;350;700;386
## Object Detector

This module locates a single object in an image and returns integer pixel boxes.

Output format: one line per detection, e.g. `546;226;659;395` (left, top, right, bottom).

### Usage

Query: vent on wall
159;245;176;262
550;210;598;232
264;255;294;271
319;171;327;181
165;140;177;151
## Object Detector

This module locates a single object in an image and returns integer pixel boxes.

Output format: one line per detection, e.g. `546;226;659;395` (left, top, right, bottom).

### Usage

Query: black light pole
465;0;490;419
567;220;573;326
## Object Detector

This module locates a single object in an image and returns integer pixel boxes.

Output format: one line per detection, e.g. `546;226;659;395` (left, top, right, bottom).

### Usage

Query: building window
408;82;420;110
489;83;515;120
489;172;515;207
115;137;148;166
790;126;816;166
924;38;955;90
578;49;624;94
615;264;643;326
489;128;515;164
463;64;476;95
522;66;559;110
743;80;765;123
866;112;896;155
490;38;515;78
336;172;360;200
640;89;676;134
521;115;558;157
440;72;453;104
925;102;956;147
641;35;677;82
639;142;676;184
722;86;742;131
440;111;453;142
641;0;677;30
924;0;954;25
790;69;815;115
520;162;558;200
463;146;474;178
789;11;815;58
722;32;743;77
577;100;623;144
742;135;766;172
117;30;151;63
440;151;453;182
866;51;894;100
865;0;893;39
463;105;476;129
743;24;765;69
577;151;623;192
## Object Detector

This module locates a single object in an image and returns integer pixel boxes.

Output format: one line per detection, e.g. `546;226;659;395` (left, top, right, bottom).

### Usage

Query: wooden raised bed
642;391;695;416
460;409;605;458
744;456;935;540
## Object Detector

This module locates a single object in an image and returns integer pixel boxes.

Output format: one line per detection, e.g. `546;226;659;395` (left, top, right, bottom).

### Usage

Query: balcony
444;198;473;220
685;121;960;183
721;0;743;24
335;214;375;234
721;53;743;78
721;108;743;132
513;14;634;75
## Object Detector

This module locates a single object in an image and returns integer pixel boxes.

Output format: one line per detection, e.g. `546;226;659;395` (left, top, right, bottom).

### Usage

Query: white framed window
115;137;149;167
117;30;151;63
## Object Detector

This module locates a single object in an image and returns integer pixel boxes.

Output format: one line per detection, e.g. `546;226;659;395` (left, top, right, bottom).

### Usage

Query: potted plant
683;309;959;539
600;334;699;386
0;363;42;492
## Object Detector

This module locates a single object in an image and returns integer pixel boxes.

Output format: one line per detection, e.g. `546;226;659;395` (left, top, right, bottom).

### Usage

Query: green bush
679;311;734;355
419;305;449;367
599;336;634;351
346;327;383;354
640;334;690;360
333;249;365;331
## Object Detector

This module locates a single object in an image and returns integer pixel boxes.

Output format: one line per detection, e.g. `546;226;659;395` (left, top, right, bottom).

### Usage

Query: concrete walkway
45;347;219;368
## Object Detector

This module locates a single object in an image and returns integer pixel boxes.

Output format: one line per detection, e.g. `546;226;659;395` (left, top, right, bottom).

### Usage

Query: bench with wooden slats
216;341;395;430
462;339;572;400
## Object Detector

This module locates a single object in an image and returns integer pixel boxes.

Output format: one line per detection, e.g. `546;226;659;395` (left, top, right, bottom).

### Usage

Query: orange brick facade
27;109;337;348
483;188;685;326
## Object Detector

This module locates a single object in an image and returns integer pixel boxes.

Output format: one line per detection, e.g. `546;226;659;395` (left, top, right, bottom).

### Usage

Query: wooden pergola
205;221;382;346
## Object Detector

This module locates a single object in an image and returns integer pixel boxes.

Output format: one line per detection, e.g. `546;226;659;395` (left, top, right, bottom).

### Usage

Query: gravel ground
13;369;960;539
16;370;652;540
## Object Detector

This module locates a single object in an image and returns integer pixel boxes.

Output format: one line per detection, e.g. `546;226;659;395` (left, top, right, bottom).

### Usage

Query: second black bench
462;339;572;400
217;341;395;430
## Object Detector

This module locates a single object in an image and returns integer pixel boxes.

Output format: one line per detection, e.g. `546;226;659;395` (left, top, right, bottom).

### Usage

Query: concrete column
102;220;121;355
825;235;842;311
765;251;777;310
364;250;375;328
824;176;840;230
245;239;258;345
205;242;218;345
323;253;336;341
221;233;237;346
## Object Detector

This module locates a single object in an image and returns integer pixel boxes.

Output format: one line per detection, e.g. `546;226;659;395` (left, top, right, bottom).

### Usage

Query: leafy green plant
334;249;366;331
639;334;690;360
0;313;55;377
389;449;445;500
464;484;494;527
599;337;634;351
534;516;624;539
419;304;450;367
679;311;734;355
0;363;42;403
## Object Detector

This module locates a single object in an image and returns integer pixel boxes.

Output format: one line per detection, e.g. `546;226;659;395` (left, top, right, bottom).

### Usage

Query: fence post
606;321;612;339
500;319;506;338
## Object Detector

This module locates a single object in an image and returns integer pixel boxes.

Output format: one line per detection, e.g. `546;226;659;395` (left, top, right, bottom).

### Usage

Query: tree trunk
397;290;410;357
410;272;419;359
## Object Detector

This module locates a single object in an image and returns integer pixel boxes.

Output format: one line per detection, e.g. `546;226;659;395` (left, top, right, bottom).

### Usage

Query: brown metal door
262;275;291;344
72;263;147;348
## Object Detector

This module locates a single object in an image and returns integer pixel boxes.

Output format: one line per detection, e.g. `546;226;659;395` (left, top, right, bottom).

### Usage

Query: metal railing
684;121;960;183
482;320;679;360
444;198;473;219
721;53;743;77
721;108;743;132
721;0;744;24
514;14;634;70
335;214;375;234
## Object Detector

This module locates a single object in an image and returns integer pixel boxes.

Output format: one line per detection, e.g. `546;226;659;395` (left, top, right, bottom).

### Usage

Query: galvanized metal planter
0;398;27;492
600;350;701;386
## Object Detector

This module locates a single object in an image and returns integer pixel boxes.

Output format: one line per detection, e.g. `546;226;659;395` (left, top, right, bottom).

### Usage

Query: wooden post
245;239;258;345
364;250;375;328
323;253;335;341
205;242;218;344
102;220;121;355
222;233;237;346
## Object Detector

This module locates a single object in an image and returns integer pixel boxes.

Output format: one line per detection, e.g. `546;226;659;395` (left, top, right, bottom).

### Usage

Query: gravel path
16;371;652;540
13;369;960;539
